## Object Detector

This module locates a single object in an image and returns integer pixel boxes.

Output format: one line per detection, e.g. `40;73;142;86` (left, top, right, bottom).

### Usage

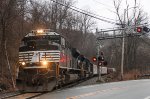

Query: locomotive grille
19;50;60;63
19;52;34;63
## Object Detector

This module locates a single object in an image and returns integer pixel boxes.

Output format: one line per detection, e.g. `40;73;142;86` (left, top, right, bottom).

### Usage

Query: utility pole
96;29;101;81
120;9;126;80
96;29;101;82
121;30;125;80
97;48;101;81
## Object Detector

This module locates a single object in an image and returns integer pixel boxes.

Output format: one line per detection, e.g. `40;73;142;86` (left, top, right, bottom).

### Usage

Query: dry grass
123;69;141;80
0;75;16;92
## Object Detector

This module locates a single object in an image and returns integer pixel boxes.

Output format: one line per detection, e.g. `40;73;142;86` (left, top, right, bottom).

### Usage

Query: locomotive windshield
19;35;60;51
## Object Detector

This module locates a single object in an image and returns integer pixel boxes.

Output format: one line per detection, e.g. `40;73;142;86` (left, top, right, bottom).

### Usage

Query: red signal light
136;27;142;33
92;57;97;62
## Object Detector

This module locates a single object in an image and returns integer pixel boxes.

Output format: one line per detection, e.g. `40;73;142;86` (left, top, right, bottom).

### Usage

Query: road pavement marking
66;86;127;99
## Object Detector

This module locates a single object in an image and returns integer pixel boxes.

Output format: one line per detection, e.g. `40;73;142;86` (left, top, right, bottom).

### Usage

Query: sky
75;0;150;30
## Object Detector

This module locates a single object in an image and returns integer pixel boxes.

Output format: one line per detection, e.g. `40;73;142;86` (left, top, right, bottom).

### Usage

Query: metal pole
97;48;100;81
96;28;101;82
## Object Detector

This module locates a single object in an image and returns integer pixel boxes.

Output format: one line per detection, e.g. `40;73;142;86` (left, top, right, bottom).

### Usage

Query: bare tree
111;0;149;72
0;0;18;89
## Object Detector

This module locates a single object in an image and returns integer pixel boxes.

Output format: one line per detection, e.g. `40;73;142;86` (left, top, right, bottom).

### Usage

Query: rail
1;75;95;99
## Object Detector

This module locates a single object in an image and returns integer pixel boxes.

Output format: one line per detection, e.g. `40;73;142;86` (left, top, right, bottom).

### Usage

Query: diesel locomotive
17;29;94;91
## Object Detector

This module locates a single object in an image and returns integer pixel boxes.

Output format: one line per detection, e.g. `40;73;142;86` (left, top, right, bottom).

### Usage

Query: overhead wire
67;2;116;21
49;0;117;24
93;0;114;9
92;0;119;15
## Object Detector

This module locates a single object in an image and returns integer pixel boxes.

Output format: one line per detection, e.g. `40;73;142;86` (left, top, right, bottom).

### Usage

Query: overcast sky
75;0;150;30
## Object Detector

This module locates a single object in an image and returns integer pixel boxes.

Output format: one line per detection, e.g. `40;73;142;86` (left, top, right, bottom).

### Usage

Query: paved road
37;79;150;99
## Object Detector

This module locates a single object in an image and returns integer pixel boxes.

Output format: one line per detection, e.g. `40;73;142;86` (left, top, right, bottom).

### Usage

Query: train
16;29;115;92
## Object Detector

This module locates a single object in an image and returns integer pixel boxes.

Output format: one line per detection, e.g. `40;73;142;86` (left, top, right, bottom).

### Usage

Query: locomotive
17;29;94;91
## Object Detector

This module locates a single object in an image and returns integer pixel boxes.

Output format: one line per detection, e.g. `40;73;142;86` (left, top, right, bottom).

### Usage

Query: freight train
16;29;114;92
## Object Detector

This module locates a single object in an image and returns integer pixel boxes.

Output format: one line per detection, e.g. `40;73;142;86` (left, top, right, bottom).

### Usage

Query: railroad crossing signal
96;26;150;40
103;61;108;66
98;61;102;66
92;57;97;62
136;26;150;33
98;56;104;61
143;26;150;32
136;27;142;33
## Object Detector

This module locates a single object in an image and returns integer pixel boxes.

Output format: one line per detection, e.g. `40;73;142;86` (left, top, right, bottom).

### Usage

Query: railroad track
1;92;47;99
1;76;94;99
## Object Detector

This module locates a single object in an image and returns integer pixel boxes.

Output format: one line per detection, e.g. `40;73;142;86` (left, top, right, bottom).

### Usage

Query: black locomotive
17;29;94;91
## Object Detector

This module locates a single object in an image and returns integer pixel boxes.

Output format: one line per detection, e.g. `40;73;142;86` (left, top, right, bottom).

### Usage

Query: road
37;79;150;99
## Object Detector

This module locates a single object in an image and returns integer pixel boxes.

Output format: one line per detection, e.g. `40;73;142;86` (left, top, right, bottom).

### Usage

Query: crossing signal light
143;26;150;32
92;57;97;62
103;61;108;66
136;26;150;33
98;56;104;61
136;27;142;33
98;61;102;66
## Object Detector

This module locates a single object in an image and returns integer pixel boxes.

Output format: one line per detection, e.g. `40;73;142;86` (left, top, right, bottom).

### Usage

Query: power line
69;3;116;21
93;0;114;8
49;0;117;24
92;0;118;15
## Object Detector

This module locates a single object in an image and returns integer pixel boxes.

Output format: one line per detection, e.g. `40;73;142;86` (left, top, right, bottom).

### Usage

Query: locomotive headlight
21;62;26;66
42;60;48;66
37;29;44;33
